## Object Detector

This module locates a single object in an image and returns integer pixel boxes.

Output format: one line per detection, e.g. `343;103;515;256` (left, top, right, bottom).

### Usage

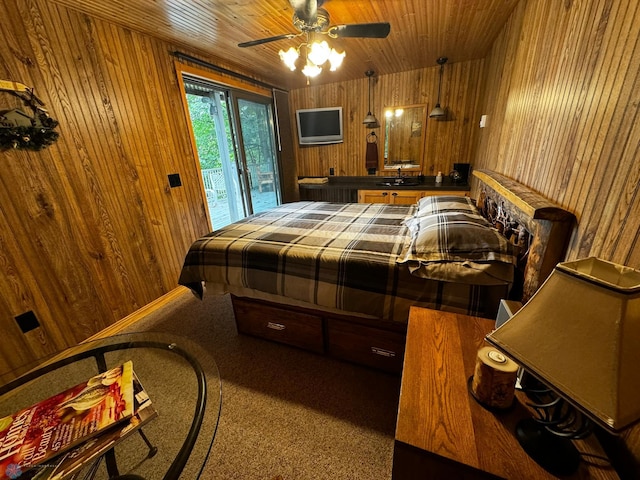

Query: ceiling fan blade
329;23;391;39
238;33;299;48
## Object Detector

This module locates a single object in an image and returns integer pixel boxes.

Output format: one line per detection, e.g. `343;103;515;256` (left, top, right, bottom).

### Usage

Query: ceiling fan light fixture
301;60;322;78
279;47;299;71
328;49;345;71
308;40;331;65
283;39;344;78
240;2;390;82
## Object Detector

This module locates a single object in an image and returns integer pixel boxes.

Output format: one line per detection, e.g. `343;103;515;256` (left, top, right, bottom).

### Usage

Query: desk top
395;307;619;479
0;332;221;480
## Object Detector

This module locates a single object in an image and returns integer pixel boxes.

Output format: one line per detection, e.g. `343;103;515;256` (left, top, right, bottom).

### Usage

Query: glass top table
0;332;222;479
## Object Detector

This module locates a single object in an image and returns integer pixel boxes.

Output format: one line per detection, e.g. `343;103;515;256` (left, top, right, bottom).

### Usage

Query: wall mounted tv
296;107;343;145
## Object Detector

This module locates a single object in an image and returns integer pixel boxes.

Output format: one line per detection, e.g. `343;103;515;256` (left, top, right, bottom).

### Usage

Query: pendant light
363;70;379;127
429;57;448;118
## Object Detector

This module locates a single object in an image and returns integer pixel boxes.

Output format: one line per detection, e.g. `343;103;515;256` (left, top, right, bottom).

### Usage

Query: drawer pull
267;322;286;331
371;346;396;358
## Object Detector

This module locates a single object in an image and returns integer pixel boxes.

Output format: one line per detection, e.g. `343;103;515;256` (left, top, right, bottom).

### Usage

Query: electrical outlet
15;310;40;333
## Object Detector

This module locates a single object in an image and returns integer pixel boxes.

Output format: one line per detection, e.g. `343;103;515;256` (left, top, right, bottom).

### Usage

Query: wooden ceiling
50;0;519;90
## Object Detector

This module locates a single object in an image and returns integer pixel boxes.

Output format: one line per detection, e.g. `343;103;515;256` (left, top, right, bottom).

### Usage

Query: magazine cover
36;370;158;480
0;361;135;480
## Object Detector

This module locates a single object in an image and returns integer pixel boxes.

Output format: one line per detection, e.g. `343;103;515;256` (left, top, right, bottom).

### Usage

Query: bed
178;170;575;373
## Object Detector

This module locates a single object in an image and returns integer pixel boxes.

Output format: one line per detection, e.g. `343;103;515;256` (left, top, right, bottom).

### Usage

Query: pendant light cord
363;70;378;126
436;64;443;105
435;57;447;106
368;76;371;112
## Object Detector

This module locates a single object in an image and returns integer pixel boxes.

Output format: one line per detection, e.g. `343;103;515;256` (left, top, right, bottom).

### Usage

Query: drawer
326;319;406;374
232;297;324;353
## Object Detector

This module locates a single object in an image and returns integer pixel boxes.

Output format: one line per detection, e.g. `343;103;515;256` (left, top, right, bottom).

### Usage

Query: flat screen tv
296;107;343;145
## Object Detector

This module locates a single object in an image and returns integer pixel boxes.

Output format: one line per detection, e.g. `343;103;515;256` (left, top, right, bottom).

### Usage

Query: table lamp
485;257;640;475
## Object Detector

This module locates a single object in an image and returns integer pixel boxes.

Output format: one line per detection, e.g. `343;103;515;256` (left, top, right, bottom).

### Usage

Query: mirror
380;104;427;172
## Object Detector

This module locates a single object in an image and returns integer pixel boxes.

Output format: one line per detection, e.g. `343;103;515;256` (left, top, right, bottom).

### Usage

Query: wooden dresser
392;307;620;479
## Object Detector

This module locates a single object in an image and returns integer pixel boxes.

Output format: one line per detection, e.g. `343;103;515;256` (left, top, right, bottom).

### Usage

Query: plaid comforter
178;202;508;322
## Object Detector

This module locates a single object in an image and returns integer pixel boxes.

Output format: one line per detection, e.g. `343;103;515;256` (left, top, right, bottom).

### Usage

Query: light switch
168;173;182;187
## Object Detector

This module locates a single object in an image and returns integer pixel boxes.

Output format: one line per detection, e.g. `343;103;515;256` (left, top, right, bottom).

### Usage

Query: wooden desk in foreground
392;307;619;479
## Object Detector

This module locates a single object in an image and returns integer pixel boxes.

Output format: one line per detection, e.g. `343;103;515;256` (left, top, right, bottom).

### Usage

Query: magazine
0;361;135;480
33;371;158;480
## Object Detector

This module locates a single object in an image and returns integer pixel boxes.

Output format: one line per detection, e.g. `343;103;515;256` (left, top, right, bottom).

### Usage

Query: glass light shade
486;257;640;432
363;113;378;125
301;61;322;78
328;49;345;71
429;104;445;117
307;41;331;66
395;108;404;117
279;47;298;71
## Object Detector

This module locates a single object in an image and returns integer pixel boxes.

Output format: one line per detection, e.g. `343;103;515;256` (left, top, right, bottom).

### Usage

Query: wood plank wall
0;0;211;383
472;0;640;468
2;0;640;469
288;60;485;178
473;0;640;268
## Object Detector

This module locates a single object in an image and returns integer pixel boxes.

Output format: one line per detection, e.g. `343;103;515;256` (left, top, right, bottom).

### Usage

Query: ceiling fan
237;0;391;48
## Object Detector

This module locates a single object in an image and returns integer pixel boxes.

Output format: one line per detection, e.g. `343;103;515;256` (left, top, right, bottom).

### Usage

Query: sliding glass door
181;74;280;229
232;93;280;216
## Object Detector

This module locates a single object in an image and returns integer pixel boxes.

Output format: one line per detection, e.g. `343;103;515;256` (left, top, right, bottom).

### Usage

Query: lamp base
515;418;581;476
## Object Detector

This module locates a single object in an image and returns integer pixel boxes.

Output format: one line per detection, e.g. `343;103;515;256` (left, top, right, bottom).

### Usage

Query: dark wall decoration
0;81;59;150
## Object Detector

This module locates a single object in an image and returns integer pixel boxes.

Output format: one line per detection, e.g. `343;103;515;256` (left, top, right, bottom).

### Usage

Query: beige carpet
123;288;401;479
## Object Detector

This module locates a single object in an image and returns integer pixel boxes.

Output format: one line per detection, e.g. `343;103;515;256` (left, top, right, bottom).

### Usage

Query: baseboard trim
85;286;191;341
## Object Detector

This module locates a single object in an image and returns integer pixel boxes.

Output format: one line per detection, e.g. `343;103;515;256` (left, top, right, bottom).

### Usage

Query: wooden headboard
473;169;576;302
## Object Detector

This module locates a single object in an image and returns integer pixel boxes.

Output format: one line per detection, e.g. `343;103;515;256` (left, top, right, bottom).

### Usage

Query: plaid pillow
415;195;479;216
399;212;518;265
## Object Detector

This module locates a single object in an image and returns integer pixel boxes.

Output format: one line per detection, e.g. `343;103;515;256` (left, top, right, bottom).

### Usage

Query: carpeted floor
123;289;401;479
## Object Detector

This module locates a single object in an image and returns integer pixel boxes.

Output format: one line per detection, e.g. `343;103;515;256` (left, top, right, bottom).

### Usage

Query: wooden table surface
393;307;619;479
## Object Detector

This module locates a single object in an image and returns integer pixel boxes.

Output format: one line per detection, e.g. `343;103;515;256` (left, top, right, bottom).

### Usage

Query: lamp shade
486;257;640;431
429;105;445;118
363;112;378;125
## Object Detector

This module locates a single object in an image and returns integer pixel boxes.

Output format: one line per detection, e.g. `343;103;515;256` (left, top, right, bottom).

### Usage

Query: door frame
175;61;277;230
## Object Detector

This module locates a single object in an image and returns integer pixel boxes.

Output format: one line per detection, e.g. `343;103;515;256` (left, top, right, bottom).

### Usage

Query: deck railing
201;168;227;200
